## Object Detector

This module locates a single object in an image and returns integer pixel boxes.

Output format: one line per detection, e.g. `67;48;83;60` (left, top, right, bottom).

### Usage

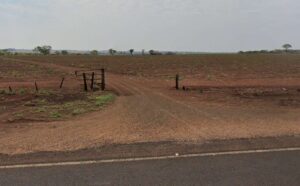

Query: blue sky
0;0;299;52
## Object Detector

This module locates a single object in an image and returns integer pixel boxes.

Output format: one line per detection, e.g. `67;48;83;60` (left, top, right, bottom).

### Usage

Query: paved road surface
0;150;299;186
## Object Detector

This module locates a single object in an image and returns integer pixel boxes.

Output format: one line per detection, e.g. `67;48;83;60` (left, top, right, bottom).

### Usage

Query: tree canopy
61;50;69;55
129;49;134;55
282;44;292;52
34;45;52;55
109;49;117;55
90;50;98;55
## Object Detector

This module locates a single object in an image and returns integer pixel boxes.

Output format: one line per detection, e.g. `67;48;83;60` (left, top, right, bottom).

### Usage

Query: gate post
83;73;88;91
175;74;179;90
35;81;39;92
90;72;95;90
101;69;105;91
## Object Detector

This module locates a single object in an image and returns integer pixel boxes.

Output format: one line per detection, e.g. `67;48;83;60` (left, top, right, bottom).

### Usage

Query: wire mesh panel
75;69;105;91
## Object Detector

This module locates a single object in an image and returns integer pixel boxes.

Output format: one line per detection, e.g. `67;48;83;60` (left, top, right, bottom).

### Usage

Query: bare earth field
0;54;300;157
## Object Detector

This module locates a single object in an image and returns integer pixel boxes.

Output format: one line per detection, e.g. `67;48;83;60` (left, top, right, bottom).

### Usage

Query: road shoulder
0;135;299;166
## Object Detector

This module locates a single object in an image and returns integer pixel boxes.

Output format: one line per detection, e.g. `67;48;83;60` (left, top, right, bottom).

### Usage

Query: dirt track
0;57;300;155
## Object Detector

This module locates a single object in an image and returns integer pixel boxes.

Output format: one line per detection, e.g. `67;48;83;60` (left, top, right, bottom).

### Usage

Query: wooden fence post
9;86;12;93
35;81;39;92
101;69;105;91
90;72;95;90
60;77;65;89
83;73;88;91
175;74;179;90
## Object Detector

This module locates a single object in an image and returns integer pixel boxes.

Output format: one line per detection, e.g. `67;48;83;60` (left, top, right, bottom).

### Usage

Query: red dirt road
0;57;299;155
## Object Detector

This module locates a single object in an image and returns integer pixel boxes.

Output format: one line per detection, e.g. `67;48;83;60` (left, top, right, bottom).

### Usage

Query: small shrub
19;88;26;95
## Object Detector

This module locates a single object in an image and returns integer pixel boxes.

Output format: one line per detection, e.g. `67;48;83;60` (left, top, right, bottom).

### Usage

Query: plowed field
0;55;299;155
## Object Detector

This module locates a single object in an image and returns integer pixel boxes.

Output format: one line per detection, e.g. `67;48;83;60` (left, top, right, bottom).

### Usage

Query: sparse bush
61;50;69;55
34;45;52;55
90;50;98;55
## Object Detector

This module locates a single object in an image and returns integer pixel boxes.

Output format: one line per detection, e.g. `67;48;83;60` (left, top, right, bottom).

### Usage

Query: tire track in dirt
107;75;208;139
105;75;189;138
120;75;227;123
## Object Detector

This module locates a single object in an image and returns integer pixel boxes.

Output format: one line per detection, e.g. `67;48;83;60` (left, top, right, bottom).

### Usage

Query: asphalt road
0;150;299;186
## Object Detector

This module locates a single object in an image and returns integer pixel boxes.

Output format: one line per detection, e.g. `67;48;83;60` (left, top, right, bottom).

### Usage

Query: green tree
109;48;117;55
282;44;292;53
61;50;69;55
149;50;162;55
129;49;134;55
34;45;52;55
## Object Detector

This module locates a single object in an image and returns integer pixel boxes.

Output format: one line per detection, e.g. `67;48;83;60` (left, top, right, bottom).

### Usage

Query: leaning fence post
9;86;12;93
101;69;105;91
35;81;39;92
90;72;95;90
175;74;179;90
83;73;88;91
60;77;65;89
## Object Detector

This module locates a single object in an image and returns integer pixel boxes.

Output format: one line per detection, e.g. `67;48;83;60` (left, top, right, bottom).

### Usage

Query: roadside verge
0;135;299;166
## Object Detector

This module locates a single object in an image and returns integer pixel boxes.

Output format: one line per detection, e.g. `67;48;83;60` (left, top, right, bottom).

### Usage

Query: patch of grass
35;99;48;105
6;91;116;122
33;107;47;113
36;89;53;96
94;94;115;107
12;112;24;120
0;89;6;94
0;89;15;95
72;108;86;115
50;111;61;119
63;101;88;108
18;88;26;95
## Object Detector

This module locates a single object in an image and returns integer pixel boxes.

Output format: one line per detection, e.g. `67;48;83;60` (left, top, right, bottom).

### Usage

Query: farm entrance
75;69;105;91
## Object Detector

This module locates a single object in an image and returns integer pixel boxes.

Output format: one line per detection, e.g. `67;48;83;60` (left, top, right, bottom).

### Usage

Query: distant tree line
239;44;298;54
